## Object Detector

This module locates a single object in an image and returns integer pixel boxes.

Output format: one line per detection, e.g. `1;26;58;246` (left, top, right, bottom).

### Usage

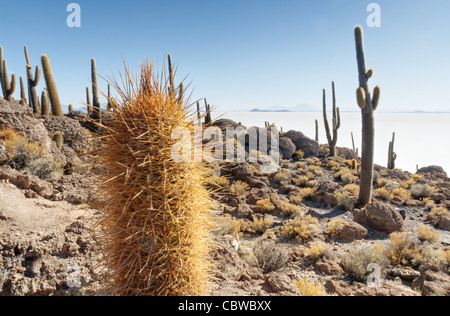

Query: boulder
411;265;450;296
353;200;404;233
283;130;319;158
417;166;448;180
43;116;90;155
278;137;296;160
315;259;343;276
337;221;368;243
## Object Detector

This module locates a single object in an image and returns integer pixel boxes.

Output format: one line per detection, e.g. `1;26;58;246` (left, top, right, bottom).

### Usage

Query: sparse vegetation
376;187;394;201
326;218;345;237
253;240;289;273
413;224;439;243
255;198;276;213
278;215;320;242
410;184;435;200
333;191;356;211
229;180;250;195
341;246;388;282
309;243;327;261
386;232;421;266
294;278;328;296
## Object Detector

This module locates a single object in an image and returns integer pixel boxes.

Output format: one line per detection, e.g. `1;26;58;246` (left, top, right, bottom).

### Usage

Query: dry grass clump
308;243;328;261
410;183;435;200
334;167;357;184
377;178;400;190
413;224;440;243
250;216;273;235
289;188;317;206
400;178;416;189
281;202;301;216
255;198;276;213
341;246;388;282
327;160;341;171
211;176;230;190
293;175;311;187
278;215;320;242
376;187;394;201
90;61;213;296
411;245;448;270
229;180;250;195
0;128;55;180
343;184;359;195
333;191;356;211
308;165;322;177
295;149;305;159
326;218;345;237
273;171;290;185
253;240;289;273
306;157;321;166
386;232;421;266
393;188;411;203
429;206;449;218
294;278;328;296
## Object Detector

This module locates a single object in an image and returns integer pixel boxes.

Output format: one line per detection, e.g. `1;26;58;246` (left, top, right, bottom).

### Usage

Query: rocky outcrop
283;130;319;158
353;200;404;233
43;116;90;155
411;265;450;296
278;137;296;160
337;221;368;243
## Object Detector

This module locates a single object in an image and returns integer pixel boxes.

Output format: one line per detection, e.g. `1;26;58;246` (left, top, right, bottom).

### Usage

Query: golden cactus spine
92;59;212;296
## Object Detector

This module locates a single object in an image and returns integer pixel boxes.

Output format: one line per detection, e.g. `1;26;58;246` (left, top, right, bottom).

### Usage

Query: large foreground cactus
354;26;381;206
92;60;213;296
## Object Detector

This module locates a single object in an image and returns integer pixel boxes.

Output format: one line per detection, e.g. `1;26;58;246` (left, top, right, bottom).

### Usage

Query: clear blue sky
1;0;449;113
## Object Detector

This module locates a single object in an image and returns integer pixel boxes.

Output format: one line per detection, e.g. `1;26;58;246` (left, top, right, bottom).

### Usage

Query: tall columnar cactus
52;132;64;149
19;76;26;102
91;58;101;120
41;89;50;117
322;81;341;156
91;59;212;296
387;132;397;170
86;86;93;115
0;46;4;98
315;119;319;142
41;54;63;116
354;26;380;206
24;46;41;114
167;54;175;95
196;101;201;123
1;60;16;101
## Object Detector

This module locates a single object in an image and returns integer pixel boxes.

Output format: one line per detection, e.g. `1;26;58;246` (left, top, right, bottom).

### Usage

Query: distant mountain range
250;104;320;112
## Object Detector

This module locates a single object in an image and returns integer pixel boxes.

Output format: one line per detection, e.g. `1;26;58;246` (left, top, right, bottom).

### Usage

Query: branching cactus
91;59;213;296
387;132;397;170
354;26;381;206
2;60;16;101
24;46;41;114
41;54;63;116
323;81;341;156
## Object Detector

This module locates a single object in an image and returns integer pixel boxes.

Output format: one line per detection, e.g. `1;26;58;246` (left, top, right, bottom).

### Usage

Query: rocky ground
0;99;449;296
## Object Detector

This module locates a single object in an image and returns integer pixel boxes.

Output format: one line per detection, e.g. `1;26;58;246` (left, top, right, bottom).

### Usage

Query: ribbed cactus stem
19;76;26;101
177;82;184;105
354;25;379;206
323;81;341;157
204;98;212;125
86;86;92;115
41;54;63;116
68;104;73;113
41;90;50;117
91;58;100;120
196;101;201;123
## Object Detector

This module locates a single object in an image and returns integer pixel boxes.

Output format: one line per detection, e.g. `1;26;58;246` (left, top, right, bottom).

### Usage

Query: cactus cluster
354;26;381;206
0;46;16;101
91;58;213;296
323;81;341;156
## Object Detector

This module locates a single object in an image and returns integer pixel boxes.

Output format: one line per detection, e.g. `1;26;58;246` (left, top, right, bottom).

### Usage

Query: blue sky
1;0;449;113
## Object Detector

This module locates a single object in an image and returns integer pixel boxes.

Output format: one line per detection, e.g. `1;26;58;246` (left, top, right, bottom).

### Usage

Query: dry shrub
250;216;273;235
308;165;322;176
278;215;320;242
229;180;250;195
253;240;289;273
211;176;229;190
410;184;435;200
293;175;310;187
333;191;356;211
343;184;359;195
290;187;317;205
255;198;276;213
327;160;341;171
393;188;411;203
400;178;416;189
387;232;421;266
294;278;328;296
411;245;448;270
341;246;388;282
376;187;394;201
281;202;301;216
326;218;345;237
413;224;440;243
90;60;213;296
309;243;327;261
